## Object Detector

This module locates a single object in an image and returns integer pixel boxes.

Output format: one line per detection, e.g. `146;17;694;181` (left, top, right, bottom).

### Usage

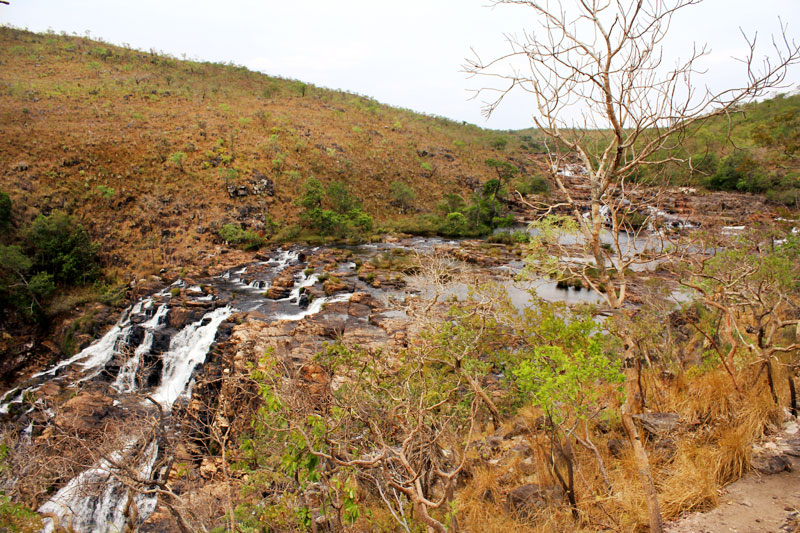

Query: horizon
2;0;799;130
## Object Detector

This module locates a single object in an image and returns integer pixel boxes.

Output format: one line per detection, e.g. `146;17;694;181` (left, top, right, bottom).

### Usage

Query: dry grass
0;26;538;280
446;363;792;533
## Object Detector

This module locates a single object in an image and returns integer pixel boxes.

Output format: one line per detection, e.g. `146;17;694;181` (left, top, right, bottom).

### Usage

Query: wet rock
265;268;298;299
185;300;213;309
633;412;680;437
168;308;196;329
298;293;309;309
506;484;564;517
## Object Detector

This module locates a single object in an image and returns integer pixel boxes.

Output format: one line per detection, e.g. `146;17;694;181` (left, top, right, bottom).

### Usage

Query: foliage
25;211;100;285
485;158;518;182
513;341;623;424
296;178;373;239
0;494;42;533
706;150;769;192
433;179;512;237
389;180;415;212
217;223;265;250
0;191;11;231
168;151;187;171
514;174;550;195
488;136;508;150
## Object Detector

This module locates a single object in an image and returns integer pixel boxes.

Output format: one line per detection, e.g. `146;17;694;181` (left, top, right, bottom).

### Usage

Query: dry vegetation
0;26;538;279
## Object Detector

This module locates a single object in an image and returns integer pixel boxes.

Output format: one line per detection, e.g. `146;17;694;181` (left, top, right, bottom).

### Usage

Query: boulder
632;412;680;437
752;452;793;474
55;391;119;435
506;484;564;516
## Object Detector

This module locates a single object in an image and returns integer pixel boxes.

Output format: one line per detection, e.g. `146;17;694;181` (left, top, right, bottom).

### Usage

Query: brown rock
323;278;348;295
752;453;793;474
168;308;194;329
506;484;564;517
55;391;119;435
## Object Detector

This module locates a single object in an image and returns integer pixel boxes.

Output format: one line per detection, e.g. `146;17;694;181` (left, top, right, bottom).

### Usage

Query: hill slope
0;27;539;278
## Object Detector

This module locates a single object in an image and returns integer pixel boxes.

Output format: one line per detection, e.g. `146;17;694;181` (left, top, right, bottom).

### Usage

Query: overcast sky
2;1;799;130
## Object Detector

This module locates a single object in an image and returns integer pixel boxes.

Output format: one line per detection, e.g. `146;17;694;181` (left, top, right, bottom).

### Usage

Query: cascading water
0;246;359;533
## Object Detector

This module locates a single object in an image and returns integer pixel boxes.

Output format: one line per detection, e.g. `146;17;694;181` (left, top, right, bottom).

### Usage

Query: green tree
0;191;11;232
389;180;415;212
26;211;100;285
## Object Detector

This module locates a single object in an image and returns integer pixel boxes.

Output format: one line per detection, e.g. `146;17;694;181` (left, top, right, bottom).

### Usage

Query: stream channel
0;236;655;532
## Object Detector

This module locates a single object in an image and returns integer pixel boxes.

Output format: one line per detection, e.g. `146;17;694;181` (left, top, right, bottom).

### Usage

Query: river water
0;239;630;532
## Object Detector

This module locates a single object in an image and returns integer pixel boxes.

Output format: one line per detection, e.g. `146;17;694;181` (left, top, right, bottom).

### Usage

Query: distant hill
0;27;543;277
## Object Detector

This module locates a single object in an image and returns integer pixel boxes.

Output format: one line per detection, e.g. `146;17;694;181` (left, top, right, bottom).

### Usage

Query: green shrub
389;181;415;211
26;211;100;285
485;158;518;182
0;190;12;231
217;223;265;250
489;136;508;150
326;181;359;213
516;175;550;195
706;151;770;192
274;224;301;242
168;151;187;171
440;212;469;236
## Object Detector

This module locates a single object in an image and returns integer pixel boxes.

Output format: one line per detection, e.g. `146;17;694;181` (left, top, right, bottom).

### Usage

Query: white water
113;304;169;393
276;292;352;321
150;306;233;407
40;440;159;533
7;247;370;532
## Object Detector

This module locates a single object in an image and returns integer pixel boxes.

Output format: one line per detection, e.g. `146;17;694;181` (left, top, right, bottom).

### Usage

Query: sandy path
666;425;800;533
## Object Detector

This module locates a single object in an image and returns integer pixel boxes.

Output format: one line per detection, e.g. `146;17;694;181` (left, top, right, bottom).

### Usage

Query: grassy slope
0;27;540;278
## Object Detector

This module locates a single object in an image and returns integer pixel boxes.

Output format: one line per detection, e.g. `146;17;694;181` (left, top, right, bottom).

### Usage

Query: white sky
2;0;799;130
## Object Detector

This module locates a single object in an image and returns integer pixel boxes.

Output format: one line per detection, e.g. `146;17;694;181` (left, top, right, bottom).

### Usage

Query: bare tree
465;0;800;310
465;2;799;531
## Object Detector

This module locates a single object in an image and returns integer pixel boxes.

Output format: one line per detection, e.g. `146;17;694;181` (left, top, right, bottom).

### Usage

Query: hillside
0;27;540;278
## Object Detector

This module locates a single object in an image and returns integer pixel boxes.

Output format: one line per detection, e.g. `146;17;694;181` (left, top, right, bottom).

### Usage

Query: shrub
0;190;11;231
389;181;415;211
706;151;770;192
26;212;100;285
489;136;508;150
485;158;519;182
168;151;187;171
440;212;469;236
326;181;359;213
217;223;265;250
515;175;550;195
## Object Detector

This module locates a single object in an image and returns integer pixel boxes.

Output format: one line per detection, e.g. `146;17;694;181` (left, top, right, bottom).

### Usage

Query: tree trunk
622;366;663;533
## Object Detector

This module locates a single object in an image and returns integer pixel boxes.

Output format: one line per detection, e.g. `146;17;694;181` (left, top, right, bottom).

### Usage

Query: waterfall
1;246;362;532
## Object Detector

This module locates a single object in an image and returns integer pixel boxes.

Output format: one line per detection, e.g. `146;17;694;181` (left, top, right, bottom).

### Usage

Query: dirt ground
666;423;800;533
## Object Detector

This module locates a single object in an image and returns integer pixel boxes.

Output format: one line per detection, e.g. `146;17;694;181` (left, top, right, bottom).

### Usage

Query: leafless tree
466;2;799;530
465;0;800;311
